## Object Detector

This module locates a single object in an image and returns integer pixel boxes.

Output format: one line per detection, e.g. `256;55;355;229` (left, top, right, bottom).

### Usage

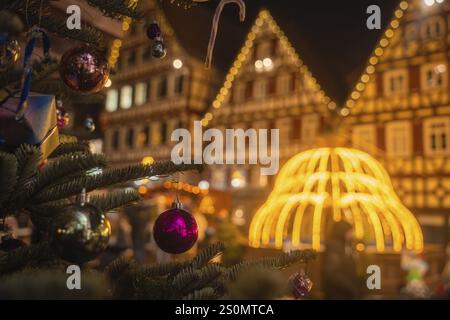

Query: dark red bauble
0;234;26;252
289;272;313;299
153;206;198;254
59;46;110;94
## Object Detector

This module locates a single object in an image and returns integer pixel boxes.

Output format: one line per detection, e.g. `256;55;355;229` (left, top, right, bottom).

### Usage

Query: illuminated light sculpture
249;147;423;253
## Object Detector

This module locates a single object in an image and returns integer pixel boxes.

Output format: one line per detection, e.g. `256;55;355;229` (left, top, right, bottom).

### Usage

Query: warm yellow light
399;1;408;10
138;186;147;195
391;20;400;29
395;9;404;18
142;156;154;165
366;65;375;74
204;112;213;121
380;38;389;47
361;74;370;83
173;59;183;69
249;148;424;253
385;29;394;38
351;91;360;100
104;78;112;88
374;48;384;56
340;107;350;116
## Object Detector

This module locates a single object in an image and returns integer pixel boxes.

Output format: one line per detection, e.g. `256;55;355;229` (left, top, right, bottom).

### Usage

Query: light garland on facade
342;0;409;114
201;9;335;126
108;0;140;68
249;147;424;253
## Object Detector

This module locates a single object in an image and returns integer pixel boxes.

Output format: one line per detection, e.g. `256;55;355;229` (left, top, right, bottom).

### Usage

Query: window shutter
267;77;276;95
413;122;423;154
377;126;385;151
409;65;420;92
245;81;254;100
291;118;301;140
376;72;383;97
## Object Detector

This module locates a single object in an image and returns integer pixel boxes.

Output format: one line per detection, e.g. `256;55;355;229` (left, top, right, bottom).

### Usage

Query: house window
267;76;277;96
120;85;133;109
405;24;418;41
151;123;161;145
106;89;118;112
384;69;408;96
301;114;319;142
421;63;447;90
255;79;266;99
421;17;445;39
136;126;149;147
386;121;412;157
161;122;168;144
126;128;134;148
423;117;450;155
157;76;168;98
174;75;184;95
134;82;148;106
111;130;119;150
212;169;227;190
352;124;377;153
278;74;292;95
142;45;152;61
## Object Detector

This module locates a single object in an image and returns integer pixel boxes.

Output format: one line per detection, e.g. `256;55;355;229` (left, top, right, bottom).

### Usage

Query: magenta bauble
153;206;198;254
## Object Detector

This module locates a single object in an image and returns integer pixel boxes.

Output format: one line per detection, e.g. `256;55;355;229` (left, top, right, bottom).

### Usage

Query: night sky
193;0;400;102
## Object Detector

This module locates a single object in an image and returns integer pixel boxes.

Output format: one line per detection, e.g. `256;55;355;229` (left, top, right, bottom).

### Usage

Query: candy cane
205;0;246;69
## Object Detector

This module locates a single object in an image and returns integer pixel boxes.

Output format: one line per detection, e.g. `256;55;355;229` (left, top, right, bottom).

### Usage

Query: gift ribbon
15;27;51;120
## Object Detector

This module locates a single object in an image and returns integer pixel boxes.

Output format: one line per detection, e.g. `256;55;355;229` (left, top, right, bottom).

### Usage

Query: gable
202;9;335;127
343;0;448;116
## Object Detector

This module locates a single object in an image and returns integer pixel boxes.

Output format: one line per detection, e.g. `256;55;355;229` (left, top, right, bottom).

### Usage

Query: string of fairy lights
341;0;410;116
107;0;139;70
200;9;335;127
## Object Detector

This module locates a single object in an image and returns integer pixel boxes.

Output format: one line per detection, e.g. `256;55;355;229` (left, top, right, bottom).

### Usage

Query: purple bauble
153;205;198;254
289;272;313;299
147;22;161;40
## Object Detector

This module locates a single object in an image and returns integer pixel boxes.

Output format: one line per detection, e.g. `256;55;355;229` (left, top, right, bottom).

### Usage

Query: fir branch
0;242;56;275
0;60;59;93
29;152;107;196
0;152;18;211
86;0;143;19
13;145;41;191
171;267;201;294
189;263;224;293
189;242;224;269
50;141;91;158
33;162;204;203
89;189;140;213
182;287;219;300
139;261;188;278
224;249;317;282
40;16;105;49
27;199;69;218
105;257;136;281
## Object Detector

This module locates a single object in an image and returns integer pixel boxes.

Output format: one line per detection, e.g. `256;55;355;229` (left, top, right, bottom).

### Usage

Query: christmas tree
0;0;316;299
